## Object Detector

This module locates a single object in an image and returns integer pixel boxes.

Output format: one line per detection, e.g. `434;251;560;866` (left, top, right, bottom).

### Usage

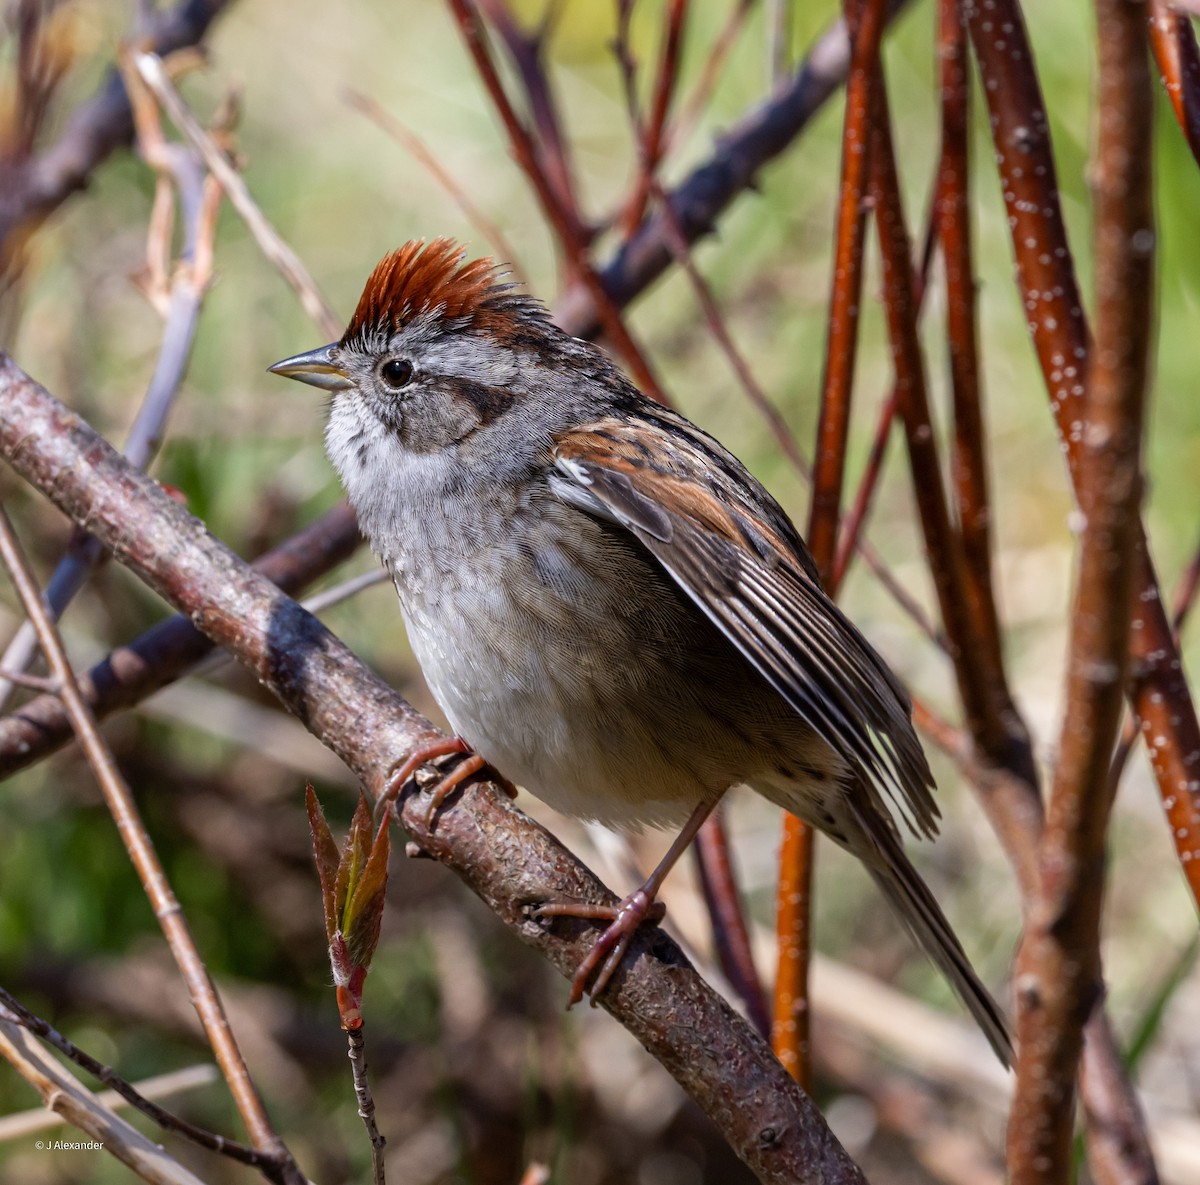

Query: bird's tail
842;797;1012;1066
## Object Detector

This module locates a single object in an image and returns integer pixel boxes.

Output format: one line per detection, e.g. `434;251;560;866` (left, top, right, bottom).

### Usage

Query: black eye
380;358;413;389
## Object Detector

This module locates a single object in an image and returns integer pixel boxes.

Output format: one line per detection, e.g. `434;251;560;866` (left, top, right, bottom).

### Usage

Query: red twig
773;0;890;1092
772;815;814;1088
830;180;938;596
1109;527;1200;793
938;0;1004;694
693;810;771;1038
474;0;584;244
965;0;1200;911
447;0;668;405
1148;2;1200;167
1007;5;1156;1181
806;0;886;577
618;0;689;233
869;79;1000;770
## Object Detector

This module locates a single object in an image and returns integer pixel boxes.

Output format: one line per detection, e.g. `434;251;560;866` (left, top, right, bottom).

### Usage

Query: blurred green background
1;2;1198;1182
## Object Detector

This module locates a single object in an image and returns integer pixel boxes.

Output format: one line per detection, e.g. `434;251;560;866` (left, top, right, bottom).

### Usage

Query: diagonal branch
0;356;866;1185
0;503;361;778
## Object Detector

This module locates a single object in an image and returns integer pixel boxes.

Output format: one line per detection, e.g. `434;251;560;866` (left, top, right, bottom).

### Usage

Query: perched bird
271;239;1009;1063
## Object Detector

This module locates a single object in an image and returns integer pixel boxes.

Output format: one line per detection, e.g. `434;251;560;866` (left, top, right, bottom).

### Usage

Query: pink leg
378;736;516;829
535;797;721;1006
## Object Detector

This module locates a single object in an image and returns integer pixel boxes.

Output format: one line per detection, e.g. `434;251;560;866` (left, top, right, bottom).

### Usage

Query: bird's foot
535;889;667;1006
379;736;516;829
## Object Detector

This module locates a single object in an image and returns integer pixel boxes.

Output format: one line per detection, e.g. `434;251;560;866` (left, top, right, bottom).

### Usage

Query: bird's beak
268;343;353;392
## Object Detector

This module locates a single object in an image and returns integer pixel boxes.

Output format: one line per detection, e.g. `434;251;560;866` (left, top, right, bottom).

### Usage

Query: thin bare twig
616;0;689;234
347;1027;386;1185
344;89;525;278
669;0;756;154
0;987;283;1176
474;0;585;247
0;51;222;709
0;501;302;1184
132;51;340;340
447;0;668;404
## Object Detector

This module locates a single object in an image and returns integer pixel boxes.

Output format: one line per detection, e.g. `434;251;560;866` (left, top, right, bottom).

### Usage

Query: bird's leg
536;797;720;1007
378;736;516;829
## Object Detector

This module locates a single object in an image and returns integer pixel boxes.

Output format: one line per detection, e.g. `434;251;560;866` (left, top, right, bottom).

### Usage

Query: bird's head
269;239;563;454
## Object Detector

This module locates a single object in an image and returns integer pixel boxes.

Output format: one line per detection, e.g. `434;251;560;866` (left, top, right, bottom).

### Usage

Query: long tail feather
844;797;1012;1066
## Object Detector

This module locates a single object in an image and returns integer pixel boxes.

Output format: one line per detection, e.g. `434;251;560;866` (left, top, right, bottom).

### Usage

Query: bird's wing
550;409;938;838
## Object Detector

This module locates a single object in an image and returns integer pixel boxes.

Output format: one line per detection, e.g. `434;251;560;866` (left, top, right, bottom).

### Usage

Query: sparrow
270;238;1010;1063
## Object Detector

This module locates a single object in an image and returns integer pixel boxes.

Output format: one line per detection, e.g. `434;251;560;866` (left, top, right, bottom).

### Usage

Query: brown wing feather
551;411;939;839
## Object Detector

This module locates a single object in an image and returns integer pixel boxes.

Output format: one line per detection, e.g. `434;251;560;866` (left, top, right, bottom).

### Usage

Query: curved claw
421;752;486;829
377;737;517;831
376;735;471;823
536;888;667;1006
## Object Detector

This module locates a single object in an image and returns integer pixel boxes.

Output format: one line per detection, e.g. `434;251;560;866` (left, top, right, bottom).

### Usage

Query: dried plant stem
0;502;303;1185
0;59;221;711
0;987;283;1177
131;51;341;340
0;0;230;258
0;1015;206;1185
0;1065;217;1140
1007;3;1156;1180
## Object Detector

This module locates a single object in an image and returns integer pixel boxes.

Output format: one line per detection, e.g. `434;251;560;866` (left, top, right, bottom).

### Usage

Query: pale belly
392;514;839;830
